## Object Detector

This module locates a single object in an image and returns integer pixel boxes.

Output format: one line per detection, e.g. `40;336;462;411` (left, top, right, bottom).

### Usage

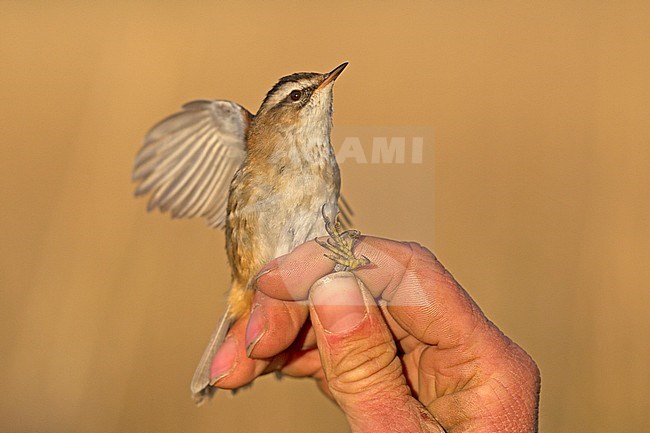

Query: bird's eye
289;90;302;101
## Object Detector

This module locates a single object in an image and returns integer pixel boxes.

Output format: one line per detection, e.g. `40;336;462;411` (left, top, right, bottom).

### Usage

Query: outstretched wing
132;100;252;229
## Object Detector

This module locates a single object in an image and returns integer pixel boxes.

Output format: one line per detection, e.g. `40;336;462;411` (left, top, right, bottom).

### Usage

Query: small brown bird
132;63;368;403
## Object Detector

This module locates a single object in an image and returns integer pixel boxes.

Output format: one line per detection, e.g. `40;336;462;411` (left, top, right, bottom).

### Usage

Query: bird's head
251;63;348;140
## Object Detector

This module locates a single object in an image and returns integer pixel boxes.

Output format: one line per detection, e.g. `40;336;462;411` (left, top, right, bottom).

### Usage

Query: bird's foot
316;206;370;271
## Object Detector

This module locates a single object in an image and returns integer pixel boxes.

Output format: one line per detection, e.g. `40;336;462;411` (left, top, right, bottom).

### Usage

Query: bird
132;62;369;404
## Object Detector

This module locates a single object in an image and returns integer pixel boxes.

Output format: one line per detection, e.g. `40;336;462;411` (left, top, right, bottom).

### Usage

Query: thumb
309;272;440;433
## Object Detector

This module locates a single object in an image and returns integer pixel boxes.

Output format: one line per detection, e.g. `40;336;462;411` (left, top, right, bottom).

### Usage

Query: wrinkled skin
210;236;541;433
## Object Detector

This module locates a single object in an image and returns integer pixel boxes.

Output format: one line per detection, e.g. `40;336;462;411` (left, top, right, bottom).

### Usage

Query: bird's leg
316;206;370;271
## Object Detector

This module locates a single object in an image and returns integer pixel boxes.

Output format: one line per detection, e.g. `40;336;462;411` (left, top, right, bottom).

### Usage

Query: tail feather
191;306;234;405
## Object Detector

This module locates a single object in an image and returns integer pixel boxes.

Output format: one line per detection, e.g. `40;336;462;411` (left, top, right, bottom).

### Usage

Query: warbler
132;62;368;403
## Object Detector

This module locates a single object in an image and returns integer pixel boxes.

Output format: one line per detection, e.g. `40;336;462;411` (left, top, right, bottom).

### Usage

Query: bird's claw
316;206;370;271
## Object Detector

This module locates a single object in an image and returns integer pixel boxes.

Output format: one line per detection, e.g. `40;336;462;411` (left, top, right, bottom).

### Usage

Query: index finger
255;237;483;348
256;237;420;301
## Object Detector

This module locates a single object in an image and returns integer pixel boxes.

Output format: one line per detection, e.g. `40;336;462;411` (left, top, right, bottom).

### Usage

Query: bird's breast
226;147;339;286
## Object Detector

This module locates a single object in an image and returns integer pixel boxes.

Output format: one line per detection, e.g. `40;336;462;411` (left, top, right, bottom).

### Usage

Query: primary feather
133;100;251;228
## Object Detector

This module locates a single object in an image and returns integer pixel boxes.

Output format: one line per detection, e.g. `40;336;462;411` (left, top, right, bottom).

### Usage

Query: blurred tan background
1;1;648;432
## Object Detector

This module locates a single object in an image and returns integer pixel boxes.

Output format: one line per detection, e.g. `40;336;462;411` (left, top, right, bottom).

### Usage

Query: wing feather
135;122;213;196
133;100;251;229
182;144;230;217
339;194;354;228
164;133;221;216
172;139;225;218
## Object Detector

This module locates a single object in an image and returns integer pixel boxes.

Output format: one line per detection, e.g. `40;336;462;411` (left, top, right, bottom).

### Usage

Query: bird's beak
318;62;348;90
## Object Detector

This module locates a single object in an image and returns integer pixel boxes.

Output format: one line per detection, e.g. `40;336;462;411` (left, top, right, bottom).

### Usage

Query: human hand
209;237;540;432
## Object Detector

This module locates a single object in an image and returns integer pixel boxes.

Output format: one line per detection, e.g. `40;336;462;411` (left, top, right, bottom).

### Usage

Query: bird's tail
191;306;234;405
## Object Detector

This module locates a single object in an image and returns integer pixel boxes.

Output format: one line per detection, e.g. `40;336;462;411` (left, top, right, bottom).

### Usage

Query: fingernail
310;272;367;333
255;253;290;283
245;305;266;357
210;337;238;385
254;265;274;283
